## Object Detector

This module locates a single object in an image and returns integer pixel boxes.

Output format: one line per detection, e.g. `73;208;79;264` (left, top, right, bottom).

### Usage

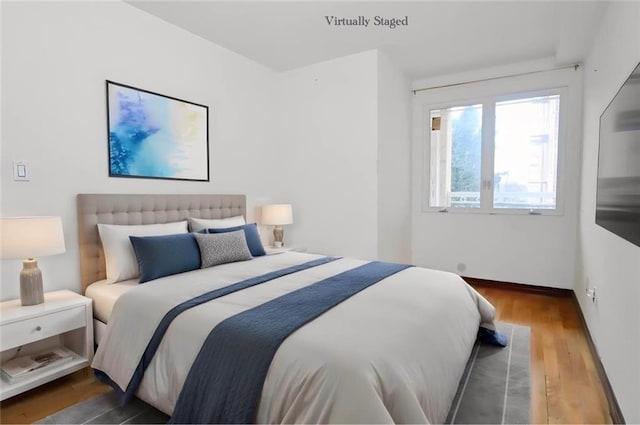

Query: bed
77;193;497;424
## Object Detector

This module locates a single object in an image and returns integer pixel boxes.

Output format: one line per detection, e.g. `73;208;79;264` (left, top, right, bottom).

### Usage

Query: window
429;104;483;209
425;90;563;214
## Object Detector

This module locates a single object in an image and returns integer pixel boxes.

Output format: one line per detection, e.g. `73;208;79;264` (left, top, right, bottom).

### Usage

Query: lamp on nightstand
0;216;66;306
261;204;293;248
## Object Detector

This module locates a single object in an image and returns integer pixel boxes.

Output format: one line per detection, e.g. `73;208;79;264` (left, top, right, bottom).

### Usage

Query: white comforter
92;252;495;423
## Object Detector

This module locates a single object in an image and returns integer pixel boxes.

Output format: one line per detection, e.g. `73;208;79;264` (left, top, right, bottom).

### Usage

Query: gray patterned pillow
194;230;253;268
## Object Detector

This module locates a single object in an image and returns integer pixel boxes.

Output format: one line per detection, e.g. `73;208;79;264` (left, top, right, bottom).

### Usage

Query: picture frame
106;80;210;181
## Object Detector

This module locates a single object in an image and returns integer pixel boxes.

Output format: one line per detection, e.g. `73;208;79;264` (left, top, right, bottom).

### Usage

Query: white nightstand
264;246;294;255
264;246;308;255
0;290;94;400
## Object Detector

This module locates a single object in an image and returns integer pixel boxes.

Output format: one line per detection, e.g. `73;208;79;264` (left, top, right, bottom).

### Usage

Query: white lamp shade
262;204;293;225
0;216;66;259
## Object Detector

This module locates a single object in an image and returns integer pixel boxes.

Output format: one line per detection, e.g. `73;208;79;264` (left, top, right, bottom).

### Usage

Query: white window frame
422;87;567;216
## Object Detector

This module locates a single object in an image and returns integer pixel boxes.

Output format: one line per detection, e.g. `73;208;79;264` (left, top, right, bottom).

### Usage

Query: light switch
13;161;30;181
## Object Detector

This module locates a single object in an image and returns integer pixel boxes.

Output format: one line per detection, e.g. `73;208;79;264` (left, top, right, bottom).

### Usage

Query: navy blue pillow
207;223;266;257
129;233;201;283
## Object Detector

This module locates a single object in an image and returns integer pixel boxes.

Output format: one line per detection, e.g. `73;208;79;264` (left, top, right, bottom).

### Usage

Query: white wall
274;50;379;259
377;52;412;263
411;67;583;288
0;1;279;300
266;49;413;263
0;1;411;299
575;2;640;422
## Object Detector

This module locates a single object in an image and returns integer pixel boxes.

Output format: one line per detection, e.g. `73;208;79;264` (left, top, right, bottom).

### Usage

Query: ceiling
127;1;606;79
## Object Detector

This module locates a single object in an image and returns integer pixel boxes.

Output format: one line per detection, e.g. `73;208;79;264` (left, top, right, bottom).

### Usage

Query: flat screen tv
596;62;640;247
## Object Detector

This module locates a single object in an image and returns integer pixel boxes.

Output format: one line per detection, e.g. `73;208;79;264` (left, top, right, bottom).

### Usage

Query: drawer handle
34;326;42;332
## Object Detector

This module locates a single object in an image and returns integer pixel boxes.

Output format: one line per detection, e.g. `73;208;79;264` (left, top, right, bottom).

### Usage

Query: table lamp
262;204;293;248
0;216;66;306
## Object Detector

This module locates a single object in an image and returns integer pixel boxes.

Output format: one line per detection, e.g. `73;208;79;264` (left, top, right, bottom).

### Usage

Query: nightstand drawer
0;306;86;350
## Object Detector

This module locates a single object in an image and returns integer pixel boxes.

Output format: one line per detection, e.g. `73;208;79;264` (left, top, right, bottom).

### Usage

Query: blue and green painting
107;83;208;180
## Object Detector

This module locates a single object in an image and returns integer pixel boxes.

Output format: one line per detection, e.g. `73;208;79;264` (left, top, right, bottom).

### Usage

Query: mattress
85;278;138;323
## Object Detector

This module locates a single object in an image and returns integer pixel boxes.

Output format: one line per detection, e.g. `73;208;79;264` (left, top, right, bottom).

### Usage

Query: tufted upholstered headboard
76;194;246;294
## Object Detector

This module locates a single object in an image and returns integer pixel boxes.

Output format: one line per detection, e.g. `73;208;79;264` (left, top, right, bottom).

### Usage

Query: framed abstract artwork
106;81;209;181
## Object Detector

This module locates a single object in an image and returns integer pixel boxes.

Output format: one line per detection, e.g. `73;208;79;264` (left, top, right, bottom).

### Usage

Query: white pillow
98;221;188;283
188;215;246;233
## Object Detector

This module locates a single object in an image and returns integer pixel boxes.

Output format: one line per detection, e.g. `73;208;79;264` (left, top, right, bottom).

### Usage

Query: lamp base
20;259;44;306
273;225;284;248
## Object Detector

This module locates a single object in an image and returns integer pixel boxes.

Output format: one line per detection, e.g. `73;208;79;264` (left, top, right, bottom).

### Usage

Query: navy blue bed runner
169;261;411;424
94;256;339;403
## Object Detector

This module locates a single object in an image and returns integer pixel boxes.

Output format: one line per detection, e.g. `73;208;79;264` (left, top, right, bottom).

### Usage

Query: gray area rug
38;322;529;424
447;321;530;424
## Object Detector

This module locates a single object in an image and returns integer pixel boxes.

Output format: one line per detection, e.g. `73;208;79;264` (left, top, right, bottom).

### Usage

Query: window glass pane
494;94;559;209
429;104;482;208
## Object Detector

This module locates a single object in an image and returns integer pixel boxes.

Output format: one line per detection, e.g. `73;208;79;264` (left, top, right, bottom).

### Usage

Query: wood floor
473;284;612;424
0;368;109;424
0;285;612;424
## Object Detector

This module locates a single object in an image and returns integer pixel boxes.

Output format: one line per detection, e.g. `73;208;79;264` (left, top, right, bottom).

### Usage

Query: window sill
421;208;564;217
